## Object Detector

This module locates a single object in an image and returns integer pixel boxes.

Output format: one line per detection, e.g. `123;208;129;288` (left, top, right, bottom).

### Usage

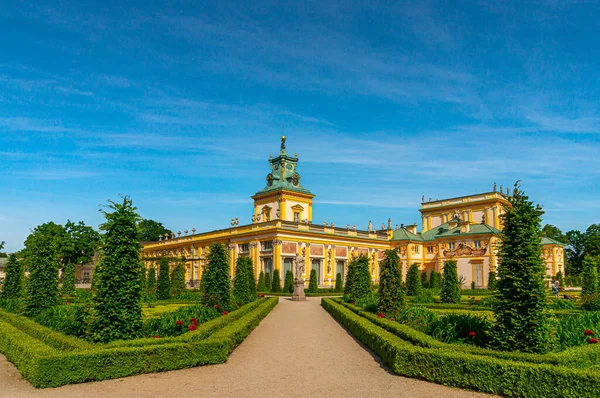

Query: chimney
459;220;470;233
406;224;417;234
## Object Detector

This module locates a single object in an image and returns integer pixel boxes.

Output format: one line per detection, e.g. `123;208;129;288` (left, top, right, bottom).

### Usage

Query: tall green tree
157;257;172;300
202;243;231;308
257;271;266;292
491;183;553;354
406;263;421;296
86;196;143;343
139;266;147;291
429;271;441;289
335;272;343;292
565;230;585;275
264;272;272;291
61;262;76;296
23;222;67;316
349;255;371;302
233;256;254;304
0;241;6;258
440;260;461;303
147;267;157;290
308;269;318;293
283;270;294;293
344;257;358;295
540;224;568;244
0;254;23;300
581;256;598;296
585;224;600;259
271;269;282;293
377;249;404;315
487;270;497;290
170;256;186;296
137;219;172;242
60;220;100;295
246;258;257;301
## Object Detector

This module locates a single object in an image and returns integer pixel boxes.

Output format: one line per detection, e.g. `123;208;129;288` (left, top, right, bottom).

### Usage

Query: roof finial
281;128;286;154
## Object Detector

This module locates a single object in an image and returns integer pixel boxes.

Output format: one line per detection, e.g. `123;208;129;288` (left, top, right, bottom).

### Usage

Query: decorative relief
282;242;297;254
310;244;324;256
273;239;283;246
358;248;368;256
443;243;487;258
335;247;347;258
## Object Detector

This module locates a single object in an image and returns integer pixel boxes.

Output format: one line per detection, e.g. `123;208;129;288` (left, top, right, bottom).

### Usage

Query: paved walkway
0;298;493;398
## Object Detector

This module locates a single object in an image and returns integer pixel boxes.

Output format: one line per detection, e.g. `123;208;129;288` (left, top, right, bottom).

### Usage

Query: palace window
448;242;455;250
427;246;433;254
413;245;420;254
294;212;300;223
239;243;249;253
262;241;273;251
474;240;481;248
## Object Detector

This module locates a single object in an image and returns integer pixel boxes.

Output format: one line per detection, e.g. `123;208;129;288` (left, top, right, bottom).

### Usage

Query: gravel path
0;297;494;398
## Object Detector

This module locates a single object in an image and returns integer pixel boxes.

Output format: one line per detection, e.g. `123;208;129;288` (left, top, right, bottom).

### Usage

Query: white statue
294;254;305;280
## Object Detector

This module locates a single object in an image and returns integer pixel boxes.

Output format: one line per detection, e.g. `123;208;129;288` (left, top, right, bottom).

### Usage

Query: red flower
152;335;160;339
236;301;241;308
377;313;385;318
588;338;598;344
468;331;477;337
222;310;229;316
188;324;197;331
389;317;395;322
176;320;183;326
259;294;265;298
214;304;220;309
475;300;480;304
585;329;594;336
191;317;197;323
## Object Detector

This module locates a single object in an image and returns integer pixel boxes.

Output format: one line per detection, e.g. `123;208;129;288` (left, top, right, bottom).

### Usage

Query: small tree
344;257;358;295
440;260;461;303
308;269;318;293
86;196;143;343
157;257;171;300
335;273;343;292
61;262;76;296
0;254;23;300
406;263;421;296
429;271;441;289
420;270;429;289
582;256;598;296
257;271;266;292
491;183;553;354
556;270;564;289
283;270;294;293
377;249;404;315
233;256;252;304
147;267;157;290
246;258;257;302
264;272;272;291
139;266;147;291
202;243;231;309
170;257;186;296
487;270;497;290
271;269;282;293
350;255;371;302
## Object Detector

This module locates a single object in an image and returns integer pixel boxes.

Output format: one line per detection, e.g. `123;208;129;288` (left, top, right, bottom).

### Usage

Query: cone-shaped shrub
147;267;157;290
170;256;186;296
264;272;272;291
157;257;171;300
406;263;421;296
61;262;76;296
1;254;23;300
429;271;441;289
246;258;257;301
139;266;147;291
335;272;343;292
377;249;404;315
257;271;266;292
271;269;282;292
420;270;429;289
308;269;318;293
233;256;255;304
440;260;461;303
491;183;553;354
344;257;358;295
284;270;294;293
350;255;371;302
582;256;598;296
202;243;231;309
86;196;143;343
487;271;497;290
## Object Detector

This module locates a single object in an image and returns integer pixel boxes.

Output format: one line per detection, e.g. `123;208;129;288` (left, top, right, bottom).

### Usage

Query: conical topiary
257;271;266;292
582;256;598;296
440;260;461;303
335;272;343;292
308;269;318;293
283;270;294;293
157;257;171;300
350;255;371;302
264;272;272;291
377;249;404;315
271;269;282;293
406;263;421;296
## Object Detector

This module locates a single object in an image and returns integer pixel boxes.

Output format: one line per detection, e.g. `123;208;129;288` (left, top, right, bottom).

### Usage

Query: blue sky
1;1;600;252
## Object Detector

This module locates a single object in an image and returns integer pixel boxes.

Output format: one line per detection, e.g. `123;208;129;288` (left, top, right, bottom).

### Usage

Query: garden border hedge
322;298;600;397
0;297;278;387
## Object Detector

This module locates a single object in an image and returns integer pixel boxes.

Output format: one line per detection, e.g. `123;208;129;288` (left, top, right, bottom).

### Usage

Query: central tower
251;136;315;223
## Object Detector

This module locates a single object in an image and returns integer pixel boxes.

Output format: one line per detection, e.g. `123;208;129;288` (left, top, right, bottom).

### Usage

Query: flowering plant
588;337;598;344
585;329;594;336
222;310;229;316
468;331;477;337
188;324;197;331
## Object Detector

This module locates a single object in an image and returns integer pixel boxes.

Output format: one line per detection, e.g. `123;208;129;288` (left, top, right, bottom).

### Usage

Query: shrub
556;311;600;349
487;271;497;290
35;305;86;337
61;263;76;296
548;299;577;310
395;306;439;333
356;292;377;313
406;263;421;296
246;258;257;302
470;281;476;290
233;256;256;304
429;313;492;347
271;269;282;293
440;260;461;304
491;183;553;354
411;289;436;304
344;257;357;295
170;257;186;296
264;272;272;292
308;269;318;293
582;256;598;296
377;249;404;316
283;270;294;293
349;255;371;303
142;305;220;338
335;273;342;292
202;243;232;309
257;271;266;292
147;267;157;290
0;254;23;300
556;270;564;289
139;266;147;291
157;257;172;300
420;271;429;289
86;196;143;343
429;271;441;289
581;293;600;311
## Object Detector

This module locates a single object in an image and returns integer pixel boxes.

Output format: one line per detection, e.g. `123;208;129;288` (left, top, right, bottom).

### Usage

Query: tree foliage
61;262;76;296
429;271;441;289
581;256;598;296
377;249;404;315
23;222;67;316
283;270;294;293
487;270;497;290
0;254;23;300
406;263;421;296
440;260;461;304
157;257;172;300
233;256;256;304
62;220;100;267
344;257;358;295
491;183;553;354
308;269;318;293
264;272;272;291
86;196;143;343
170;257;186;296
271;269;282;293
202;243;231;308
257;271;266;292
420;270;429;289
565;230;586;275
540;224;568;244
349;255;371;302
147;267;157;290
137;219;172;242
335;272;343;292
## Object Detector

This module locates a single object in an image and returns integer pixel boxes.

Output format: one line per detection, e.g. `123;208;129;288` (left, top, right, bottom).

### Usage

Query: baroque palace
142;137;564;289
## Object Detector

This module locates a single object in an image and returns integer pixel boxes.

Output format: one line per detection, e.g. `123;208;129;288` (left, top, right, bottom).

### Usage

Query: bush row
322;299;600;397
0;297;278;387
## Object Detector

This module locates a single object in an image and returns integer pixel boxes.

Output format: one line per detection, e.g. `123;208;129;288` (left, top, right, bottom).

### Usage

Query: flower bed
322;298;600;397
0;297;277;387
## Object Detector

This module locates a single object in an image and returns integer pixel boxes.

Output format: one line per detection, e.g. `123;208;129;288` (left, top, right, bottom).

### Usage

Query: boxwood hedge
0;297;277;387
322;298;600;398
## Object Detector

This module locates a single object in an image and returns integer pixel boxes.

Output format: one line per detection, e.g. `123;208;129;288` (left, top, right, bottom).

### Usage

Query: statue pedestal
292;279;306;301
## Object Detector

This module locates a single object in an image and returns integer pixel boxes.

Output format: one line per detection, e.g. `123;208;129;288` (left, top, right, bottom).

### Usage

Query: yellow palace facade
142;138;564;289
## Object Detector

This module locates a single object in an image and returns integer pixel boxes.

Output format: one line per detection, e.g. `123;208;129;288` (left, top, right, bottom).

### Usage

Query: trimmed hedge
322;298;600;397
0;297;277;387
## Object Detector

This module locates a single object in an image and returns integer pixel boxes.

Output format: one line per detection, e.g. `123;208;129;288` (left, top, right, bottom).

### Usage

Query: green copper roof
541;237;565;246
391;227;423;241
253;149;314;197
392;222;502;242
